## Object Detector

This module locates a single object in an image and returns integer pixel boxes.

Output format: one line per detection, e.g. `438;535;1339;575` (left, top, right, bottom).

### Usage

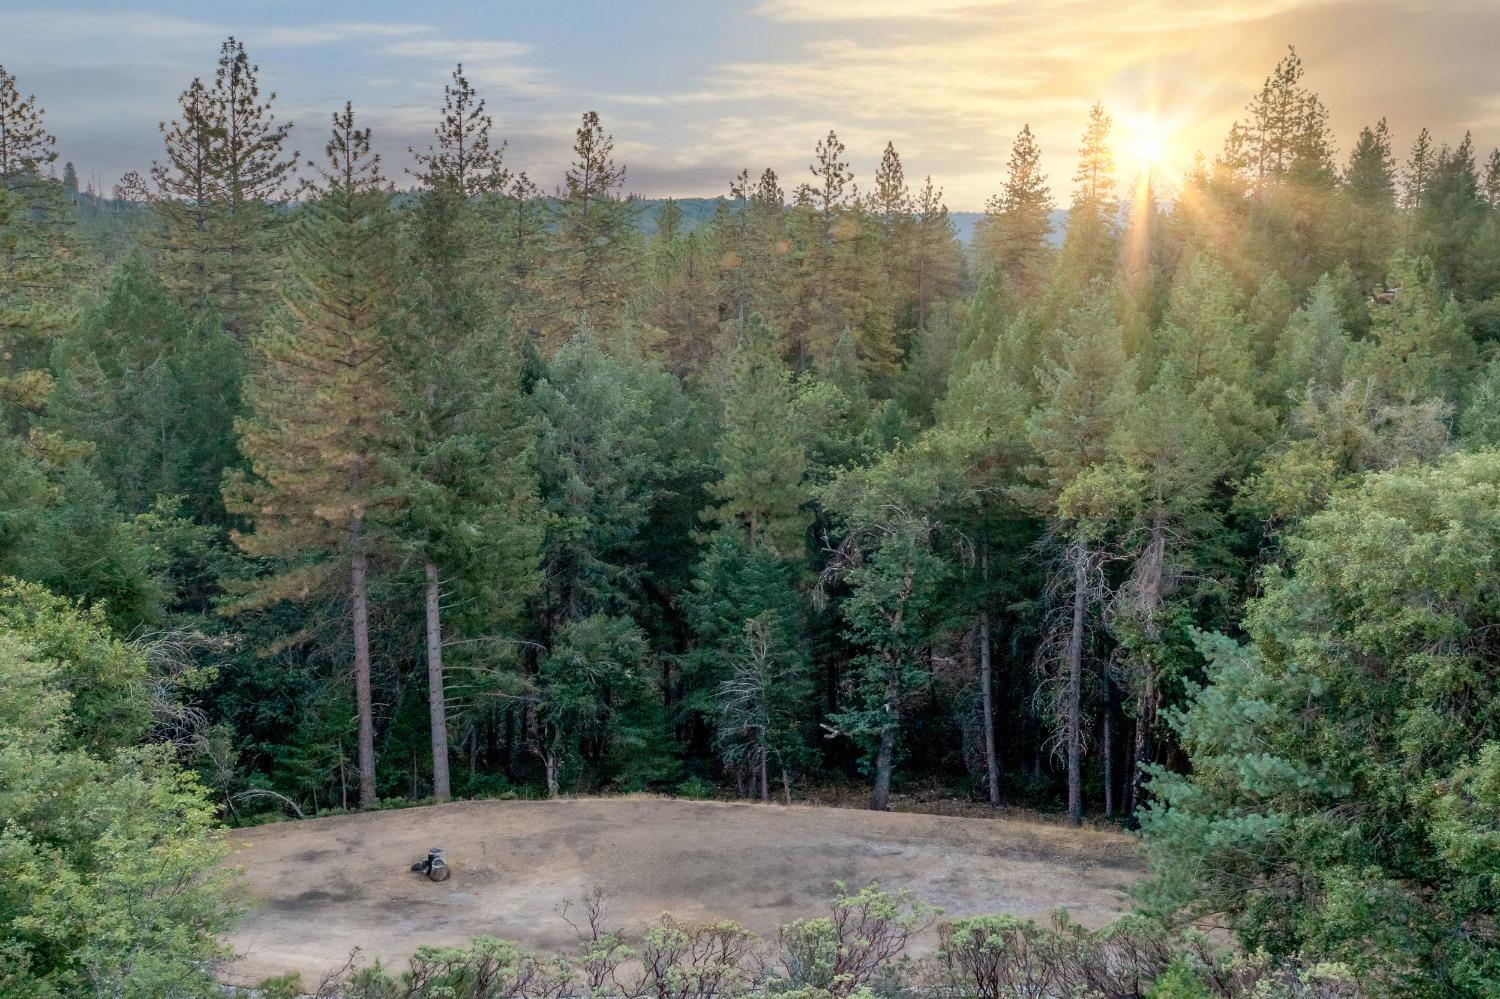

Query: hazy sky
6;0;1499;209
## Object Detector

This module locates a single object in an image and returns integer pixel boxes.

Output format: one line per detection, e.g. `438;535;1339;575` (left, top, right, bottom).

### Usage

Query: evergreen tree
1404;127;1434;212
408;64;509;197
0;64;56;178
45;257;242;523
0;63;75;418
910;175;963;333
402;67;545;802
1027;288;1136;824
546;111;638;343
150;38;297;335
788;130;866;369
704;316;809;558
223;103;401;808
977;125;1054;298
1143;452;1500;994
1354;251;1474;400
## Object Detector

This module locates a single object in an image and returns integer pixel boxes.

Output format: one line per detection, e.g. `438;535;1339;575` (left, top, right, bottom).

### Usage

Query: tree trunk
781;768;791;806
870;664;902;811
1103;686;1114;818
1066;548;1087;827
351;517;377;809
425;561;452;803
979;537;1000;808
1130;669;1156;815
760;747;770;802
543;750;561;800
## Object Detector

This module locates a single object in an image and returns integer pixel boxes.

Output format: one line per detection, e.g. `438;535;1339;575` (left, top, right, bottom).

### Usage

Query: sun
1117;113;1172;177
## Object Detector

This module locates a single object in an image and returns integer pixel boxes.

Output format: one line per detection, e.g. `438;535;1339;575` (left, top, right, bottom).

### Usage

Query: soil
222;796;1144;987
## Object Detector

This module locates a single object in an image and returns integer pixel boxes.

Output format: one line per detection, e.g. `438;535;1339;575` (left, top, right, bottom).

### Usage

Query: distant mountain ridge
633;198;1067;246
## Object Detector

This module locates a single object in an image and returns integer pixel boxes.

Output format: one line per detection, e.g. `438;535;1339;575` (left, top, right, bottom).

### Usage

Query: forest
1;35;1498;997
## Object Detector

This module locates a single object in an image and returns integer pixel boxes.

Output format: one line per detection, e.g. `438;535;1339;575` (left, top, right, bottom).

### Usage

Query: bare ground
222;797;1144;987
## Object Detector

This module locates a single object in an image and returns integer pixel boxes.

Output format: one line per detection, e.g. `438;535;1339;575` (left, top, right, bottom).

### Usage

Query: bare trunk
870;565;915;812
1066;549;1086;827
871;725;897;811
351;518;377;809
425;561;452;803
760;747;770;802
1129;670;1156;815
544;751;561;800
1103;686;1114;818
979;538;1000;808
870;664;901;811
781;768;791;806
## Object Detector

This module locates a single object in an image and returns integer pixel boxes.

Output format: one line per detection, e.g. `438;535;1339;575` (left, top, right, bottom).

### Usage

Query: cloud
256;23;433;47
378;38;552;96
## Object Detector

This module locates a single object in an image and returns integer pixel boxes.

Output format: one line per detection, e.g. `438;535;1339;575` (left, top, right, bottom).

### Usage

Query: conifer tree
0;65;56;177
489;171;551;334
1027;289;1136;824
1340;119;1398;287
1049;106;1119;301
1404;127;1434;212
547;111;637;343
150;78;219;314
1483;148;1500;209
150;39;296;335
409;64;509;197
910;175;962;332
1238;47;1334;188
404;67;544;802
977;125;1054;298
789;130;857;368
0;63;74;418
704;316;810;558
224;104;401;808
869;141;913;331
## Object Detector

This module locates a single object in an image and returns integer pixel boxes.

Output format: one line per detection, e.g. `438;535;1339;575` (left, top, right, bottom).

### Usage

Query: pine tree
224;104;401;809
1483;148;1500;209
0;63;74;419
403;69;543;802
1404;127;1434;212
1027;288;1136;825
150;38;297;335
1238;47;1334;188
1050;106;1119;299
869;141;913;333
546;111;638;343
212;38;298;335
150;77;219;314
1072;104;1116;214
977;125;1054;298
0;64;55;178
1339;119;1398;288
489;171;551;335
704;316;810;558
1345;118;1396;207
910;175;962;333
788;130;857;368
409;64;509;197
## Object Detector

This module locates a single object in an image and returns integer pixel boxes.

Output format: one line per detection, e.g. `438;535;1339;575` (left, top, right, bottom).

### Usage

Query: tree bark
760;747;770;802
1129;668;1156;815
1066;548;1087;827
1103;686;1114;818
979;537;1000;808
870;564;916;812
351;517;377;809
425;560;451;803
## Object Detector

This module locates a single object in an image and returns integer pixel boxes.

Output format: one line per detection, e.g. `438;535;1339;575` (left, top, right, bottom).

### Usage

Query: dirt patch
222;797;1143;986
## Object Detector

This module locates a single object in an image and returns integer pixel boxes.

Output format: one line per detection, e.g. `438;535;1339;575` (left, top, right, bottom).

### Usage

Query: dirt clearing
223;797;1143;986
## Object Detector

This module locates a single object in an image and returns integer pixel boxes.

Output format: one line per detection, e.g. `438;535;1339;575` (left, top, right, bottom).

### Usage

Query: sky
5;0;1500;210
